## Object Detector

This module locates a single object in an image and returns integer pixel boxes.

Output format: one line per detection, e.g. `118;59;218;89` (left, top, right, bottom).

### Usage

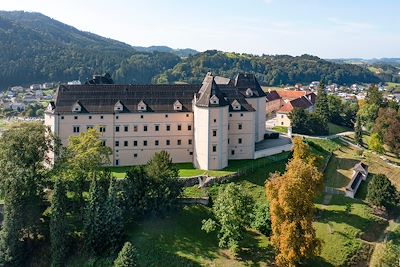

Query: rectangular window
134;153;138;158
88;116;92;119
101;140;106;146
189;151;193;155
186;114;190;117
188;139;192;145
99;126;106;133
115;141;119;147
133;125;138;132
155;125;159;131
115;159;119;166
165;114;168;118
177;139;181;145
238;138;242;144
116;116;119;120
240;113;243;117
124;125;128;132
124;141;128;147
143;125;148;131
155;140;159;146
238;123;242;130
212;145;217;152
188;125;192;131
133;140;138;147
166;125;170;131
228;139;230;144
231;150;235;155
73;126;80;133
166;140;170;146
281;122;284;125
87;125;94;130
100;116;104;119
140;115;144;119
61;116;64;120
229;113;232;117
177;124;182;131
212;130;217;137
213;119;216;123
115;126;120;132
281;115;284;119
143;140;147;146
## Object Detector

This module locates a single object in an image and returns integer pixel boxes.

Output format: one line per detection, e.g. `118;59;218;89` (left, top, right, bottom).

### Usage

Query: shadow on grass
304;256;336;267
236;230;275;266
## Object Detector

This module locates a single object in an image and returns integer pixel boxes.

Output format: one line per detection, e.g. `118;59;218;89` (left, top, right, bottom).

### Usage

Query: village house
45;73;267;170
265;90;316;127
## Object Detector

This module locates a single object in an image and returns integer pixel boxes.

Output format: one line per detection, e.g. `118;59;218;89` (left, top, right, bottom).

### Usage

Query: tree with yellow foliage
266;137;323;266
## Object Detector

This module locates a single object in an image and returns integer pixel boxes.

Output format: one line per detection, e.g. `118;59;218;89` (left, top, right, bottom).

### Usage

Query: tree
105;178;125;254
251;202;272;236
358;103;379;131
289;109;328;136
50;178;68;267
0;123;53;265
114;242;138;267
366;85;384;107
371;241;400;267
315;81;329;121
64;128;112;218
368;133;385;154
366;174;399;211
202;184;254;253
354;115;363;145
373;108;400;155
265;140;323;266
145;150;178;181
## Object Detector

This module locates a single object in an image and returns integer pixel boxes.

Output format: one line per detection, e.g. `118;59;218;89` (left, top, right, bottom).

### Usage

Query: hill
0;11;383;89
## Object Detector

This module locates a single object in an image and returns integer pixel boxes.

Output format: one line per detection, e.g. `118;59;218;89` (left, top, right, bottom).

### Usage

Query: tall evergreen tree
114;242;138;267
354;115;363;145
106;178;125;254
50;178;68;267
315;81;329;121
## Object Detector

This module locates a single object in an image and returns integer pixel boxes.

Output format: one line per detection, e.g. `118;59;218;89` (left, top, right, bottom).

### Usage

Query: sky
1;0;400;58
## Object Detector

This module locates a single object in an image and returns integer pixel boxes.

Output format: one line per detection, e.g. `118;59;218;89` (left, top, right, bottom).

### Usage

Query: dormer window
173;100;183;111
72;101;82;113
138;100;147;111
231;100;241;111
114;101;124;113
246;88;253;97
210;95;219;105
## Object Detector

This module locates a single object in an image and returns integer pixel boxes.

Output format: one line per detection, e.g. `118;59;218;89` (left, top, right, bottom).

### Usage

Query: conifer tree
50;178;68;267
106;177;125;254
315;81;329;122
354;115;363;145
114;242;138;267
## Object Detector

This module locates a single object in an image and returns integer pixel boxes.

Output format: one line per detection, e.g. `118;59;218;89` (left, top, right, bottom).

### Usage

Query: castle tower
193;73;229;170
234;74;266;142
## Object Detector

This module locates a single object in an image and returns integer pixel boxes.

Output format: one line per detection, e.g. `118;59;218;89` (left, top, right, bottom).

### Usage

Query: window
88;116;92;119
115;159;119;166
165;114;168;118
74;116;78;120
212;145;217;152
231;150;235;155
143;125;148;131
228;124;230;130
99;126;106;133
61;116;64;120
143;140;147;146
188;139;192;145
238;123;242;130
133;140;138;147
166;140;170;145
213;119;216;123
166;125;170;131
238;138;242;144
73;126;80;133
124;125;128;132
155;140;159;146
155;125;159;131
228;139;230;144
177;124;182;131
177;139;181;145
189;151;193;155
133;125;138;132
116;115;119;120
212;130;217;137
281;122;284;125
100;115;104;119
281;115;284;119
134;153;138;158
115;126;120;132
124;141;128;147
101;140;106;146
229;114;232;117
87;125;94;130
188;125;192;131
115;141;120;147
186;114;189;117
240;113;243;117
140;115;144;119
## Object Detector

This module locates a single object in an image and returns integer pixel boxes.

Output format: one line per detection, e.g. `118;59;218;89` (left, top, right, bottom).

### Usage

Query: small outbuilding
345;162;369;198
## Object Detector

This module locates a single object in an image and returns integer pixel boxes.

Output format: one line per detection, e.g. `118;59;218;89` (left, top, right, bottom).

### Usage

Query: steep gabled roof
195;74;229;107
265;90;281;102
234;73;266;98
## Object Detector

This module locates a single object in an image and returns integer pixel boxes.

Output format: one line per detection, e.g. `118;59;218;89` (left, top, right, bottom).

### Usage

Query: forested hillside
0;11;383;89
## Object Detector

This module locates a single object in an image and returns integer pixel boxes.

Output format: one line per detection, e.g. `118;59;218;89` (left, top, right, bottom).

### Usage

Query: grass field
272;126;287;134
327;122;352;135
385;82;400;92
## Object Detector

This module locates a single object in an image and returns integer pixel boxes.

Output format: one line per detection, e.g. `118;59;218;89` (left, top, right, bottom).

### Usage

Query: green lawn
328;122;352;135
272;126;288;134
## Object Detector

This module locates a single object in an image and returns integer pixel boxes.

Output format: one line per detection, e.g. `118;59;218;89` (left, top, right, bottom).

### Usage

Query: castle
45;73;266;170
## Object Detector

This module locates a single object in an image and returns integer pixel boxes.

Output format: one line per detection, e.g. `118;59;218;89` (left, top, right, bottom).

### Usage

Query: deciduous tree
368;133;385;154
114;242;138;267
366;174;399;211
